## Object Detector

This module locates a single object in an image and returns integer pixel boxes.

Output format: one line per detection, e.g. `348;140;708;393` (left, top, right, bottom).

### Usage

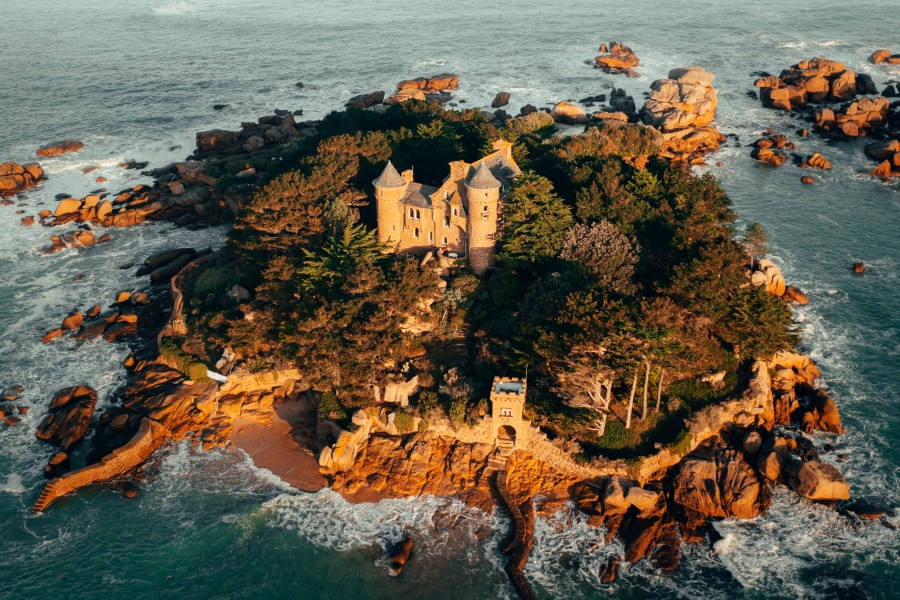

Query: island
25;77;858;598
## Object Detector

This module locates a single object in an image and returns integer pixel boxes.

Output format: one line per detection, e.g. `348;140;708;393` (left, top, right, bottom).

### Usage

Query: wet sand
231;399;327;493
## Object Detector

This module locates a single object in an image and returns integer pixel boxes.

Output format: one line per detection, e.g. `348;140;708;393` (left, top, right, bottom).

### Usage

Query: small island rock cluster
594;41;640;77
753;55;900;180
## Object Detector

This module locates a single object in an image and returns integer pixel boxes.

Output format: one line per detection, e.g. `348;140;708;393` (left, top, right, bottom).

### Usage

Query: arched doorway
498;425;516;448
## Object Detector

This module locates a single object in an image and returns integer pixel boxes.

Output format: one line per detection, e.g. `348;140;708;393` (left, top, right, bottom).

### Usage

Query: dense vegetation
176;100;798;456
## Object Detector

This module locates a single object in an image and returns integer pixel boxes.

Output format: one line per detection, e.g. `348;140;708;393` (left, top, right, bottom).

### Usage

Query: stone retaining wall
33;418;168;512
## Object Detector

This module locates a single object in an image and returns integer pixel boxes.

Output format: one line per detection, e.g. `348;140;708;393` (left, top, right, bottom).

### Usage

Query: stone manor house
373;140;522;274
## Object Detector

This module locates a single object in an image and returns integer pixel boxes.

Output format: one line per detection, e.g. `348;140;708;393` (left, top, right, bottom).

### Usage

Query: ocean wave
780;40;846;49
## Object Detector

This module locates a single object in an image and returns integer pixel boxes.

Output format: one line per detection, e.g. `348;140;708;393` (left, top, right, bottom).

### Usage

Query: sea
1;1;898;598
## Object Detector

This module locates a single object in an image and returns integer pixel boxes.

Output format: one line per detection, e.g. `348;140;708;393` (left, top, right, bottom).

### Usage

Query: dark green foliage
559;220;639;296
497;171;573;267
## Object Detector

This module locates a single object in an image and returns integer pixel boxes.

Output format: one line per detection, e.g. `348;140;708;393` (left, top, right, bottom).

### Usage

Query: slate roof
402;182;438;208
373;160;407;188
466;162;501;189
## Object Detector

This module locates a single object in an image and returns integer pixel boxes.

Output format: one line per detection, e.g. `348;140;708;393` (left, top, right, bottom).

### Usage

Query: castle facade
373;140;521;274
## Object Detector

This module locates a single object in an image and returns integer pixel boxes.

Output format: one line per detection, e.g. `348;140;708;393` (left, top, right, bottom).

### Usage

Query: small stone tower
490;376;529;450
465;162;501;274
373;161;408;248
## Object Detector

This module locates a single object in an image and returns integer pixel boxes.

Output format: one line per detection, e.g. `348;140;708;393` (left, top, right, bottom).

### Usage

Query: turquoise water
1;1;898;598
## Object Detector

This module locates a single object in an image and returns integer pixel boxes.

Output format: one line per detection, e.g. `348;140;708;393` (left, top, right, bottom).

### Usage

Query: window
500;408;513;417
482;205;488;212
428;231;433;242
392;225;396;232
482;213;489;220
413;227;419;239
409;208;414;218
444;216;450;228
415;209;421;220
442;236;448;244
453;208;458;216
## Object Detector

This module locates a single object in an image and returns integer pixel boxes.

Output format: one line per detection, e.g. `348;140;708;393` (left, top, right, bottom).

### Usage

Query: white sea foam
151;2;198;16
0;473;26;494
780;40;846;49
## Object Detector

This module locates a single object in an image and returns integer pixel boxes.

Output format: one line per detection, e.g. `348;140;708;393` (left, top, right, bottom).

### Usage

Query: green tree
498;171;573;266
298;222;383;295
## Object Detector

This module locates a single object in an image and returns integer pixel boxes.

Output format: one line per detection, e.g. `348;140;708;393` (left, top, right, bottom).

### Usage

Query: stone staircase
484;441;515;475
490;461;537;600
32;485;56;513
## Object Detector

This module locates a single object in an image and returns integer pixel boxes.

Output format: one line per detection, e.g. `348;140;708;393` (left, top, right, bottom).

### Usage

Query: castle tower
373;161;408;248
490;376;529;450
465;163;501;274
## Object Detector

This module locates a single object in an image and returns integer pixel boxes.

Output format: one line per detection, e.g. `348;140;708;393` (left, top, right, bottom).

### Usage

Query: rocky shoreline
27;246;868;592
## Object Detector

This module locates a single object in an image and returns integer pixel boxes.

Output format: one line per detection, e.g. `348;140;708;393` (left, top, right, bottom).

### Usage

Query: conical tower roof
466;162;501;189
373;160;407;188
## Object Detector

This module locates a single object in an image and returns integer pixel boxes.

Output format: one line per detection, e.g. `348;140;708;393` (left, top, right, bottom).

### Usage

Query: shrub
393;410;416;434
318;391;348;421
188;362;211;382
505;111;555;135
159;337;194;374
449;399;467;424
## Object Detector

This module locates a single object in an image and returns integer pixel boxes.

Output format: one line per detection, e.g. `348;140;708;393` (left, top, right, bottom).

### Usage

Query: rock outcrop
755;58;858;109
385;74;460;105
870;49;900;65
670;436;765;520
750;258;787;296
864;139;900;179
0;162;44;196
492;92;511;108
35;386;98;450
757;434;849;501
753;57;900;175
36;140;84;157
550;101;588;125
803;152;832;170
813;97;890;138
751;134;794;166
595;42;640;77
642;67;723;161
345;91;385;109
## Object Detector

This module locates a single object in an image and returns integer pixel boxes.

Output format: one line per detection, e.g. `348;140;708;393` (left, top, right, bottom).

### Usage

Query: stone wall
33;418;168;512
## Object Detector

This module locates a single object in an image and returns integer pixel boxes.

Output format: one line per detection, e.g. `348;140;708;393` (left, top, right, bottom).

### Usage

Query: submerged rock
389;534;415;575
